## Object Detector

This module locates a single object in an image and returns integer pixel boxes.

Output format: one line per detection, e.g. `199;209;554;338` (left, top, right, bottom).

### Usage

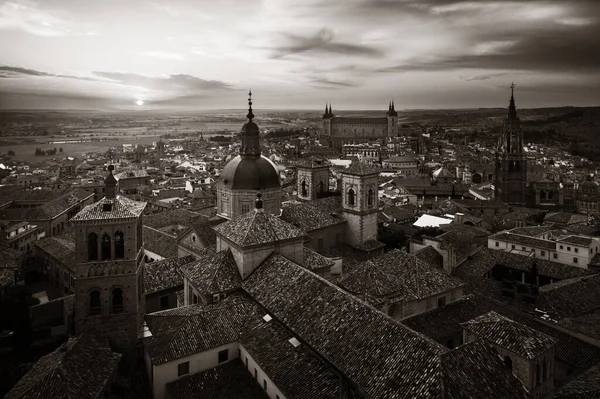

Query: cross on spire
247;89;254;121
508;82;518;120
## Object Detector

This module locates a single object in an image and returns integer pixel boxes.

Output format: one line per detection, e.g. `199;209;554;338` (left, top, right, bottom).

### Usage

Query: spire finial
508;82;517;120
247;89;254;121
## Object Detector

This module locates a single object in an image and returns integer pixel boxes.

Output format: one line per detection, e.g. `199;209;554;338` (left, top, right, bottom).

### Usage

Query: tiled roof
462;311;557;359
214;209;306;248
243;253;448;399
143;226;178;258
71;195;146;222
0;190;92;221
303;247;335;271
281;196;346;232
490;231;556;251
412;246;444;269
557;235;595;247
115;169;149;179
166;359;269;399
342;160;380;176
555;364;600;398
143;209;200;230
440;339;528;399
295;157;331;169
405;295;600;372
545;212;588;225
34;234;76;271
4;332;121;399
536;274;600;319
144;256;194;295
433;167;454;178
180;249;241;294
453;247;596;282
144;298;253;365
340;249;464;301
178;219;217;248
509;225;555;237
559;314;600;341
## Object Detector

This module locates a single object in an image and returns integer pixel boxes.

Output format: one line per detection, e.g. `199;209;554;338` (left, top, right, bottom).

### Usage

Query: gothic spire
329;104;332;115
508;83;518;120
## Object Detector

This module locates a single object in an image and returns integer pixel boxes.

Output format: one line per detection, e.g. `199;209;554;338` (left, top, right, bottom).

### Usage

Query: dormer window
102;203;113;212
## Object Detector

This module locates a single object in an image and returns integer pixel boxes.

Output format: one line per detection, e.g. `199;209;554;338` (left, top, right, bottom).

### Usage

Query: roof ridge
239;211;258;246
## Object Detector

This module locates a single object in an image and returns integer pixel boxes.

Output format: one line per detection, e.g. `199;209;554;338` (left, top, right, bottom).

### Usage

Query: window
574;257;578;264
245;357;248;368
504;356;513;371
263;379;267;391
567;246;571;251
301;180;308;197
553;253;558;259
347;188;355;206
114;231;124;259
90;290;101;316
317;181;324;194
178;361;189;377
495;241;499;247
218;349;228;363
511;244;515;250
254;368;258;379
367;189;374;207
437;296;446;308
88;233;98;261
541;250;545;256
241;203;250;214
574;248;578;253
160;294;169;310
192;292;199;304
102;203;113;212
522;246;526;251
111;288;123;314
212;293;221;302
560;245;563;250
101;233;111;261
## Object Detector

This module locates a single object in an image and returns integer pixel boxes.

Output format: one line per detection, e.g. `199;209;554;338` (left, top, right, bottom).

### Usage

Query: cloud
140;51;185;61
268;28;384;58
92;71;232;91
308;77;357;88
0;65;99;81
149;2;179;18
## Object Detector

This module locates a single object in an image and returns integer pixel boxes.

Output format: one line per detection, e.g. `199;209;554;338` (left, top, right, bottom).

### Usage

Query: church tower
296;158;330;201
387;100;398;137
494;84;528;205
322;103;333;137
340;161;379;246
70;165;146;351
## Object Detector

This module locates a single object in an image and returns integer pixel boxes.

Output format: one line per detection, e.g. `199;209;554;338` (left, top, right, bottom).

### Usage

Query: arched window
301;180;307;197
114;231;124;259
347;188;355;207
367;189;374;207
543;359;547;381
548;191;554;200
504;356;513;371
88;233;98;261
535;363;541;386
317;181;324;195
111;288;123;314
101;233;111;261
540;191;547;200
90;290;101;316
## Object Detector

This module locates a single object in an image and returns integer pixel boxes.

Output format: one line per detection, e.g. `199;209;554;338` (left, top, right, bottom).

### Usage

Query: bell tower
340;161;380;246
494;84;528;205
297;158;330;201
70;165;147;351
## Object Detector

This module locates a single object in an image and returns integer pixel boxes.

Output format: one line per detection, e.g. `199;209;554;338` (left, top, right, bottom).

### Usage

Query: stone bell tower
297;158;330;201
70;165;147;351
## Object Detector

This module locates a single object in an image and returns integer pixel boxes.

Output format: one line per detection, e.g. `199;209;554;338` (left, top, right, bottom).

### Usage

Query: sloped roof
281;196;346;232
34;234;76;271
71;195;146;222
303;247;335;272
243;253;448;399
214;209;306;248
144;256;194;295
0;190;92;221
143;209;200;230
166;360;269;399
461;311;557;359
555;363;600;398
342;161;380;176
440;339;527;399
4;332;121;399
433;167;454;178
143;226;178;258
180;249;241;294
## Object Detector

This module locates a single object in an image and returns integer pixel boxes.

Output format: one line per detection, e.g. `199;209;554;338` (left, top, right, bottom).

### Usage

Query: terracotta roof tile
71;195;146;222
143;226;178;259
144;256;194;295
180;249;241;294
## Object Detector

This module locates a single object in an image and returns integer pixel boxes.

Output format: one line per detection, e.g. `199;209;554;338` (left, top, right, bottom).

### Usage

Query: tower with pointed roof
217;92;282;220
387;100;398;137
70;165;147;351
322;103;334;138
494;84;528;206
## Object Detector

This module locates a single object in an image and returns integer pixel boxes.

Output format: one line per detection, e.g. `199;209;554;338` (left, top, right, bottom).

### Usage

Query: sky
0;0;599;110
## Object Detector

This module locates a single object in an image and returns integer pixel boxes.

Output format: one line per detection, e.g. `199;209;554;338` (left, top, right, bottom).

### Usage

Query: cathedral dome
220;155;281;190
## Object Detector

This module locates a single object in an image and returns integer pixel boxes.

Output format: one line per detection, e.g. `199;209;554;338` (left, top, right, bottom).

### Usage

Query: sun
136;99;144;106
